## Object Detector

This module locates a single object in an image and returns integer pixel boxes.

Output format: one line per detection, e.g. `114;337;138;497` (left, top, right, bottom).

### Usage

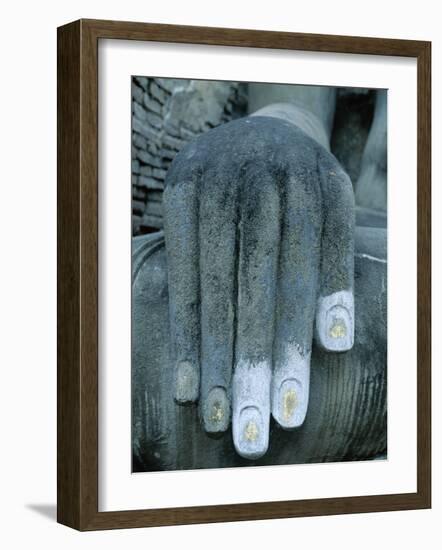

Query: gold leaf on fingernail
210;401;224;423
329;319;347;338
244;421;259;442
283;388;298;421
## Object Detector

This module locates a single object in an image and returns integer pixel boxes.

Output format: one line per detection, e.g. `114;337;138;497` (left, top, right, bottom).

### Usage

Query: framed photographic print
57;19;431;530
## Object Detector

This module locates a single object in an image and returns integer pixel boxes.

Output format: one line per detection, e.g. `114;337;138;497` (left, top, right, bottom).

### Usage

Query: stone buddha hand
163;106;355;459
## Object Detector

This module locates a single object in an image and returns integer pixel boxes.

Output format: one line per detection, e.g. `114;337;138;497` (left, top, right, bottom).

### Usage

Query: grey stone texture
248;83;337;139
251;102;330;151
355;90;388;210
331;88;376;185
132;82;387;236
163;116;355;445
132;223;387;471
131;77;247;234
131;84;388;467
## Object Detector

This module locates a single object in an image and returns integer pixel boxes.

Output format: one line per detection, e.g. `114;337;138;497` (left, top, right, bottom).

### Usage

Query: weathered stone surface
145;200;163;217
133;101;148;122
131;159;140;174
132;186;147;200
147;190;163;203
162;134;185;151
156;78;190;92
145;111;163;129
130;81;389;461
131;79;385;249
152;168;167;180
131;77;247;235
138;176;164;190
143;93;163;115
160;147;176;160
179;127;198;141
150;81;169;104
140;214;163;229
162;120;181;138
356;206;387;228
132;200;145;215
251;102;330;151
131;81;143;103
139;164;153;177
164;80;233;135
132;215;142;234
331;89;375;185
355;90;387;210
132;132;147;150
132;118;161;144
132;225;386;471
130;81;389;462
248;83;337;139
136;149;162;168
134;76;149;91
163;115;354;456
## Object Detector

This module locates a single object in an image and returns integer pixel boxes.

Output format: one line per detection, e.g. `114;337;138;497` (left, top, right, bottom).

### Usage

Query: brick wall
131;77;247;234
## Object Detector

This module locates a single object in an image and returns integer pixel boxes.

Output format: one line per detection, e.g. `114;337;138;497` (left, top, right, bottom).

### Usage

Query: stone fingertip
174;360;199;404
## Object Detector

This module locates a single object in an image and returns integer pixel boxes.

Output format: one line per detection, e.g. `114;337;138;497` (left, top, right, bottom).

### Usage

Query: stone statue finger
271;164;322;429
163;169;201;403
315;150;355;351
231;165;280;459
198;167;237;433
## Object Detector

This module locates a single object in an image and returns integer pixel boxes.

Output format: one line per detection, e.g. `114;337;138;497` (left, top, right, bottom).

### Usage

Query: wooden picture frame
57;18;431;530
